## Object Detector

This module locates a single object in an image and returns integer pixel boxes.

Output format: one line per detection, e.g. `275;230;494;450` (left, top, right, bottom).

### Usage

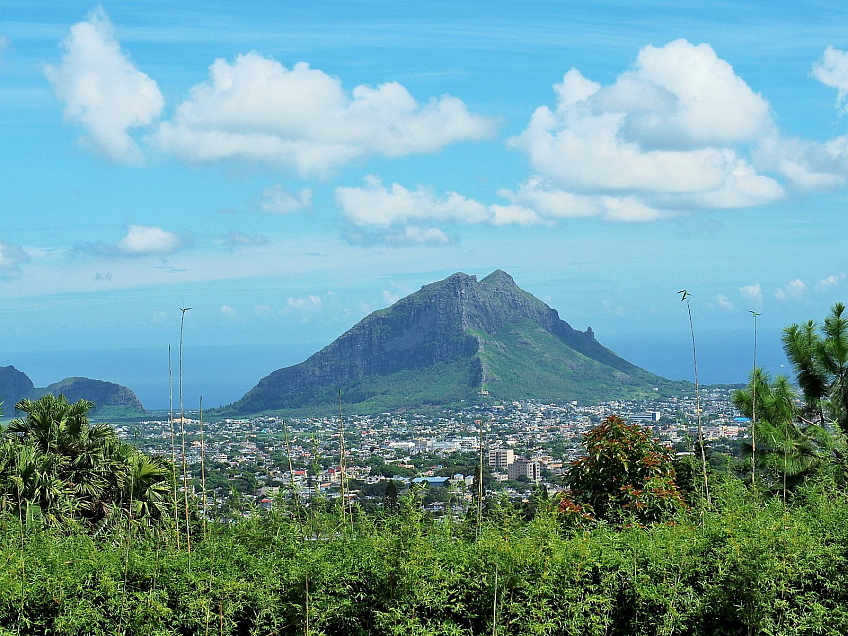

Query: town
119;387;744;515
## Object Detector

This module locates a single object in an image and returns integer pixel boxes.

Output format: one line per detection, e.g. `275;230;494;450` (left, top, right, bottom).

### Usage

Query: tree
783;303;848;432
382;479;399;514
564;415;686;524
733;370;829;500
0;394;174;529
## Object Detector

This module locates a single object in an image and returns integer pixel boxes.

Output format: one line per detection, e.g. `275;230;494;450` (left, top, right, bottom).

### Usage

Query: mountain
225;270;685;416
0;366;144;416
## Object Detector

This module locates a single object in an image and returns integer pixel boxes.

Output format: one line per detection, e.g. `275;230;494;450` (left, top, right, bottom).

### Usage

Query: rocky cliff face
0;366;144;412
230;270;676;415
0;366;35;409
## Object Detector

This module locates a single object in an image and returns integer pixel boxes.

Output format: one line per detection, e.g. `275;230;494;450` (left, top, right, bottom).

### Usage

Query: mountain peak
481;269;516;287
227;269;682;415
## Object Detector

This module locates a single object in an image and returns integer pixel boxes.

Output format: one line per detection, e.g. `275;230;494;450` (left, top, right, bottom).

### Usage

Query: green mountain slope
223;270;685;416
474;320;680;402
0;366;145;417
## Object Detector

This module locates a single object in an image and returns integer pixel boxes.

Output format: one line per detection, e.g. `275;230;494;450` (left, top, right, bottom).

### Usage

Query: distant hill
223;270;685;416
0;366;144;416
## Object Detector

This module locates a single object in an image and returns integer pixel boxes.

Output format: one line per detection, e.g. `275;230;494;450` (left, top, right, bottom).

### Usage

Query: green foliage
783;302;848;433
5;483;848;634
0;394;173;530
733;370;833;496
564;415;687;524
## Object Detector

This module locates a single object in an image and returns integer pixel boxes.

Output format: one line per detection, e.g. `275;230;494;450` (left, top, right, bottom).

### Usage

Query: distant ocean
3;329;788;410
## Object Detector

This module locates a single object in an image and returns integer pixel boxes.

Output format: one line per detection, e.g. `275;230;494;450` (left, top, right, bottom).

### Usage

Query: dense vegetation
2;303;848;635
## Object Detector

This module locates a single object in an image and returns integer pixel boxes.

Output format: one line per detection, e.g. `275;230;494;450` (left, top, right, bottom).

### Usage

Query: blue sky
2;1;848;402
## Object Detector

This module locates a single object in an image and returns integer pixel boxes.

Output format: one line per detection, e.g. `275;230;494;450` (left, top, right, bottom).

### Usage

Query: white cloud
739;283;763;306
156;52;494;177
602;299;625;317
336;173;678;244
510;40;783;210
45;8;163;163
816;273;846;291
753;46;848;191
84;225;188;257
336;175;489;227
711;294;734;311
0;241;29;271
775;279;806;301
382;290;400;305
287;295;322;309
258;185;312;214
220;304;237;317
399;226;450;245
117;225;185;255
488;204;542;226
498;177;668;222
253;304;272;317
754;133;848;191
812;46;848;110
223;231;268;248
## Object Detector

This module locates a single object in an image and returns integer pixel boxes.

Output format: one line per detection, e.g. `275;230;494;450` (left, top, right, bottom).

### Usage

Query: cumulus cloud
220;304;237;317
223;230;268;248
286;295;323;320
739;283;763;306
44;8;163;163
0;241;29;272
776;279;806;301
812;46;848;110
498;177;667;222
754;133;848;190
117;225;186;255
510;40;783;212
816;273;846;291
336;174;676;244
257;185;312;214
382;290;400;305
156;52;494;177
83;225;189;257
753;46;848;191
287;295;322;309
709;294;734;311
336;175;489;228
343;224;451;247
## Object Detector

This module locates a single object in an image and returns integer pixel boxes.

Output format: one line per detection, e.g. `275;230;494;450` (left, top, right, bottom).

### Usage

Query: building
488;448;515;469
629;411;661;423
508;458;541;482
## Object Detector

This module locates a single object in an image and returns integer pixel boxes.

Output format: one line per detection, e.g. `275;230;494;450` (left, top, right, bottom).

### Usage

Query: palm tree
1;394;174;530
7;394;96;455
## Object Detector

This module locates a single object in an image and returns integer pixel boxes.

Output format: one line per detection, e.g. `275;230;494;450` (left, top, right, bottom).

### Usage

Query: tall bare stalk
679;290;710;507
337;390;348;529
179;307;192;554
492;564;499;636
168;345;180;549
283;418;304;537
17;484;24;636
750;311;761;490
477;418;484;534
200;395;207;540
